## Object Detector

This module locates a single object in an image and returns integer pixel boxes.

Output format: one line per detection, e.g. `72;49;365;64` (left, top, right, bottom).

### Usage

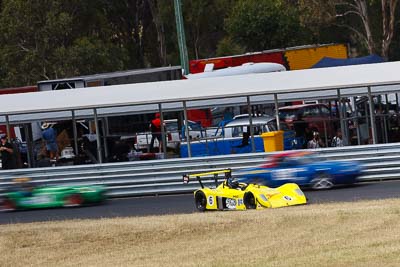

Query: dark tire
244;192;256;209
194;191;207;212
1;198;16;211
310;173;334;190
63;194;83;207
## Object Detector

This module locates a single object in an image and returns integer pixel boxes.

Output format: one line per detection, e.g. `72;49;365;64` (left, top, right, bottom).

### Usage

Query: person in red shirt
149;113;163;152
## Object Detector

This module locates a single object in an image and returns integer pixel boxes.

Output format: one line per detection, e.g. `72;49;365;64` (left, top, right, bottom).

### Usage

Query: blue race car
236;151;363;189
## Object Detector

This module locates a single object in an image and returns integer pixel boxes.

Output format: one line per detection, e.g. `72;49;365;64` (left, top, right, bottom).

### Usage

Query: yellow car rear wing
183;169;232;188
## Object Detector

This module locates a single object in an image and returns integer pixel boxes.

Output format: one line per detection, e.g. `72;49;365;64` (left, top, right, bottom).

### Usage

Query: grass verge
1;199;400;267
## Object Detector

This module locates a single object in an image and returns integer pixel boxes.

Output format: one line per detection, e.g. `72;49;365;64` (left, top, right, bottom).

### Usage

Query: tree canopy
0;0;399;87
225;0;314;51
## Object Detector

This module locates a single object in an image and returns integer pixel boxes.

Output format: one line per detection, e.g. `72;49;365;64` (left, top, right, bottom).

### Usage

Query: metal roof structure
1;61;400;123
37;66;182;84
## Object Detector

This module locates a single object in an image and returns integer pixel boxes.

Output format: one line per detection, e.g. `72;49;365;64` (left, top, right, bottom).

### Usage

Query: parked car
134;119;206;152
183;169;306;211
278;103;336;142
237;151;363;189
180;115;300;157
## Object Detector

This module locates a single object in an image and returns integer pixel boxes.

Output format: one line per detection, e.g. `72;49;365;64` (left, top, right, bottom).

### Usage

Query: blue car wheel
310;173;334;190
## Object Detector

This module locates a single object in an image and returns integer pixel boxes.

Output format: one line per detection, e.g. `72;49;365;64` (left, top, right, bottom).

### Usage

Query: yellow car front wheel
244;192;256;209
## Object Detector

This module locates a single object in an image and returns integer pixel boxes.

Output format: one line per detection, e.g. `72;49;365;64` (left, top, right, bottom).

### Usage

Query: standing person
41;122;59;161
307;132;325;149
0;134;17;169
149;113;163;153
331;129;344;147
223;108;234;122
293;113;308;148
303;127;313;148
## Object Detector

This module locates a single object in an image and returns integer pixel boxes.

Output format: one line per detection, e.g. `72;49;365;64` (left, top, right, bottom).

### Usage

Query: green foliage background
0;0;399;87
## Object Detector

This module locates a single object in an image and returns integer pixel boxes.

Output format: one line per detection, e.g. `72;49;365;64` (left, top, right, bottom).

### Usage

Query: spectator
307;132;325;149
303;127;313;148
0;134;17;169
41;122;59;161
293;114;308;138
293;113;309;148
331;129;344;147
149;113;164;153
223;108;234;122
235;126;250;148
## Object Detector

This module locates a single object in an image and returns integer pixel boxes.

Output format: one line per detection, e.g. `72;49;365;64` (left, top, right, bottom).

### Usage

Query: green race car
1;178;107;211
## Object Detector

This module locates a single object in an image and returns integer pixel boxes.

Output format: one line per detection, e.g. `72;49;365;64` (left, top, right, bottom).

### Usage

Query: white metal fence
1;143;399;197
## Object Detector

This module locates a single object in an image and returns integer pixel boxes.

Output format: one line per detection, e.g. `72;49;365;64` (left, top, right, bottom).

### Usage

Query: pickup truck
134;119;206;153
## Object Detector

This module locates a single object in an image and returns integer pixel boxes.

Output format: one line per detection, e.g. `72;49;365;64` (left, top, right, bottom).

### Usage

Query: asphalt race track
1;180;400;225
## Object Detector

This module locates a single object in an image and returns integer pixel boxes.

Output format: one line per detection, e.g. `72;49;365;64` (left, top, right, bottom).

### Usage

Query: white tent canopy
0;89;375;124
1;61;400;118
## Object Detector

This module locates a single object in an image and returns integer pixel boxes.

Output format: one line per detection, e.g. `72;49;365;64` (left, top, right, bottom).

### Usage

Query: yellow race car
183;169;306;211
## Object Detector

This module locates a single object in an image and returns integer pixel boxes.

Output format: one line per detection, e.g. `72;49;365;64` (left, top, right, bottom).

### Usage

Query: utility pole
174;0;189;75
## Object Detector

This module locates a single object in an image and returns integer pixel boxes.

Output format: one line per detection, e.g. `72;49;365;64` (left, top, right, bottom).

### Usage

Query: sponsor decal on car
208;196;214;206
21;195;53;205
225;198;236;209
272;169;297;180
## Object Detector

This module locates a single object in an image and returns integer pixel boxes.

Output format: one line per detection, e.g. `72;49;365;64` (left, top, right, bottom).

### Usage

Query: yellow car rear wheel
195;191;207;211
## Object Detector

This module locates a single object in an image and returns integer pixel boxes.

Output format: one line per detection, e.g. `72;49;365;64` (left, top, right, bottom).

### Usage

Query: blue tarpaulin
312;54;385;68
179;131;299;158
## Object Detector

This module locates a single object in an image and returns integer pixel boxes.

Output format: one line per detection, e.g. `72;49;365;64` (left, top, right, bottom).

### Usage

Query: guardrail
1;143;400;197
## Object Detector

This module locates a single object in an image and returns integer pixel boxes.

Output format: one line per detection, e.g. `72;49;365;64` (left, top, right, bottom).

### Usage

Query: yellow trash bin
261;131;284;152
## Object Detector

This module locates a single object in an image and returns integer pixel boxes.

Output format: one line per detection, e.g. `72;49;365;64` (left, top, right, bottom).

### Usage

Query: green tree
103;0;152;68
146;0;168;66
225;0;313;51
0;0;128;87
299;0;400;59
183;0;235;59
216;37;246;57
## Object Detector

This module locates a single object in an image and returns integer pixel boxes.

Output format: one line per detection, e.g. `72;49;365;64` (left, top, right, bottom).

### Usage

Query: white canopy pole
101;118;109;161
5;115;10;140
93;108;103;163
368;86;377;144
24;124;32;168
158;103;167;158
71;110;79;156
183;101;191;157
337;89;347;145
274;93;280;130
247;96;256;153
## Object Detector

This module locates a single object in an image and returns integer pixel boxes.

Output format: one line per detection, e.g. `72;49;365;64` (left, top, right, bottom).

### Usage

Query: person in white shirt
307;132;325;149
331;129;344;147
